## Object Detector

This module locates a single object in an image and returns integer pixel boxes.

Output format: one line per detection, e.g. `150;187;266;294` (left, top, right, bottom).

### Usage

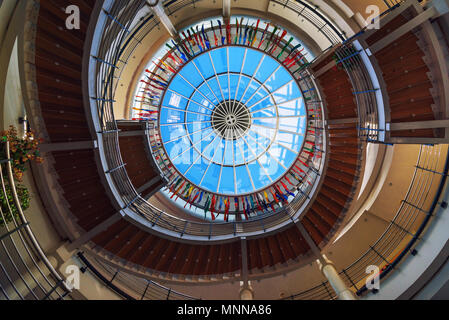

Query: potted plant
0;126;43;227
0;125;43;181
0;184;30;226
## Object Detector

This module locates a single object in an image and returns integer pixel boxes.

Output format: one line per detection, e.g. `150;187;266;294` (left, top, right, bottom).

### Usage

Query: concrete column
316;256;357;300
239;281;254;300
222;0;231;24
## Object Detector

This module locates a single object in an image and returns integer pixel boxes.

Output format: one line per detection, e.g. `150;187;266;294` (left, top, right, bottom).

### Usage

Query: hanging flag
195;26;206;50
210;194;216;219
242;197;248;220
152;61;169;75
211;20;218;46
280;181;295;197
258;22;270;49
243;22;250;46
189;189;201;208
226;20;231;45
217;20;225;45
201;24;211;50
234;18;239;44
251;19;260;47
145;69;167;82
277;36;293;59
224;198;230;221
264;25;278;52
140;80;165;91
234;197;239;212
171;40;188;62
158;59;176;73
270;188;280;204
190;27;203;52
171;180;186;199
238;17;244;44
204;194;211;214
181;31;193;54
270;29;287;54
144;76;167;87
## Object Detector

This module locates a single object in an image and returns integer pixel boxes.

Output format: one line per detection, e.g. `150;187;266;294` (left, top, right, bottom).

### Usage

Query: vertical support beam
39;140;98;152
239;237;254;300
150;2;177;38
67;213;122;251
296;221;356;300
296;221;326;265
223;0;231;24
316;256;357;300
370;6;437;54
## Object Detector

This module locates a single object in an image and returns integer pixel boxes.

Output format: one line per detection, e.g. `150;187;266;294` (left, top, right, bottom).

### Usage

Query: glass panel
160;46;307;195
218;166;235;194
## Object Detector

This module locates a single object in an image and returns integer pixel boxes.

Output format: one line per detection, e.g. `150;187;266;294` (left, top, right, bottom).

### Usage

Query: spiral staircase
0;0;449;300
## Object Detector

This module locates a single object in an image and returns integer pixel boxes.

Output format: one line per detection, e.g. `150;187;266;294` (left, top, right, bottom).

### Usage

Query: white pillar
239;281;254;300
317;256;357;300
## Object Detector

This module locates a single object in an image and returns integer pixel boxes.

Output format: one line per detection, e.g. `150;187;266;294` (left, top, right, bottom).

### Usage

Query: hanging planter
0;126;43;227
0;125;44;182
0;184;30;227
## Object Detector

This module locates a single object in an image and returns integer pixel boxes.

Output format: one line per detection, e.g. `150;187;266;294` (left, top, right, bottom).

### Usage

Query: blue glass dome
159;46;307;196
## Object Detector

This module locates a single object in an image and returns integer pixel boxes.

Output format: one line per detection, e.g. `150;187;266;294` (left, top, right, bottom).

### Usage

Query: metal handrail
91;0;341;239
283;144;449;299
334;43;380;141
77;252;199;300
0;141;71;300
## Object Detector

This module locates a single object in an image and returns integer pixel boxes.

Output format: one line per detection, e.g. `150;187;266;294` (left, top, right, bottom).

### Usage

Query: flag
218;20;225;45
277;36;293;59
258;22;270;49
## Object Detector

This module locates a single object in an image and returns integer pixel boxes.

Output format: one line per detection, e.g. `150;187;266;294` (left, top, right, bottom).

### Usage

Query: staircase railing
76;252;198;300
0;142;71;300
283;144;449;299
90;0;341;240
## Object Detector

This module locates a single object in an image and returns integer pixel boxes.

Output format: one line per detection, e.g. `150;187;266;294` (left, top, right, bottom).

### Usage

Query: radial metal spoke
236;139;256;191
252;115;305;120
236;128;273;183
235;55;265;112
166;89;215;112
171;128;216;162
165;125;212;144
199;135;223;185
278;128;306;136
245;131;289;170
249;127;300;156
191;60;222;104
176;73;218;107
251;123;277;130
247;79;295;110
160;120;211;126
250;97;303;114
162;105;212;116
231;48;248;113
208;52;227;103
227;47;232;105
242;65;281;106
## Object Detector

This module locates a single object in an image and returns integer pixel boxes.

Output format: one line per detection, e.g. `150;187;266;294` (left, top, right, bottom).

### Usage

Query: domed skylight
159;46;307;195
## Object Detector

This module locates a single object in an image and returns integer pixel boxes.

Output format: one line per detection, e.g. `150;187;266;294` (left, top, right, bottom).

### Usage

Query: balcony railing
90;0;340;240
0;142;71;300
283;144;449;299
76;252;198;300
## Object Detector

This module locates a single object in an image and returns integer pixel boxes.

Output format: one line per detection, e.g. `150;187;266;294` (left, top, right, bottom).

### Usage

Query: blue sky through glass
159;46;306;195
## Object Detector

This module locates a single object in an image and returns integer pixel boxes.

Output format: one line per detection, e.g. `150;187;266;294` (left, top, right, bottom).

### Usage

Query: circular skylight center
211;100;251;140
159;46;307;196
